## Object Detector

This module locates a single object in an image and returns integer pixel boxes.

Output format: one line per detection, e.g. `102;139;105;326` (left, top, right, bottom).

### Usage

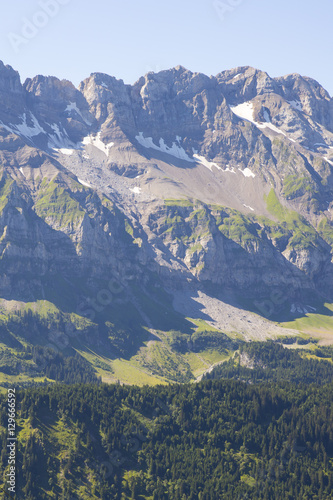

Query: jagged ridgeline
0;61;333;384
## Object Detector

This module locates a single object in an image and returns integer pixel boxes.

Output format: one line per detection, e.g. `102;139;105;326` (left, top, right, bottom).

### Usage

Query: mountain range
1;60;333;384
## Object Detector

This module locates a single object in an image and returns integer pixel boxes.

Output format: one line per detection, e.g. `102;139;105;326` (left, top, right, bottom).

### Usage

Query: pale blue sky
1;0;332;94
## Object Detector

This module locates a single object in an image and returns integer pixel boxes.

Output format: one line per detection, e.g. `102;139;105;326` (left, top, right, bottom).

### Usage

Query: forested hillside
1;379;332;499
203;341;333;384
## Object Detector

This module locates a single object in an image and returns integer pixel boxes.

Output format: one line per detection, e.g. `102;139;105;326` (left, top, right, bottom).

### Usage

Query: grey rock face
0;61;333;309
0;61;22;97
24;75;94;142
0;62;25;124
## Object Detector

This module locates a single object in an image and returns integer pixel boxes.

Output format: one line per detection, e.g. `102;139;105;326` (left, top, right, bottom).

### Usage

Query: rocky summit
1;61;333;383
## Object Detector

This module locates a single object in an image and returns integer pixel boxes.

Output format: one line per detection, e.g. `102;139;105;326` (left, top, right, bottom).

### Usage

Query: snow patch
16;113;46;138
48;123;75;150
231;102;255;123
160;139;194;161
193;154;221;171
82;132;114;157
130;187;142;194
136;133;229;172
0;121;14;134
65;102;92;125
260;110;296;142
136;132;194;162
0;115;76;150
261;110;288;137
78;178;92;188
55;148;75;156
243;204;254;211
224;167;236;174
231;102;296;142
19;167;24;175
232;73;241;79
239;168;256;178
290;304;317;314
324;157;333;166
3;113;46;139
49;129;114;157
288;100;302;111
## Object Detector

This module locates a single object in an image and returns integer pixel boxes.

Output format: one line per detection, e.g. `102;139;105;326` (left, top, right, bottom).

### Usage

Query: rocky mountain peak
0;61;22;94
0;61;25;124
24;75;77;100
216;66;278;104
274;73;333;131
79;73;128;104
78;73;131;130
1;62;333;368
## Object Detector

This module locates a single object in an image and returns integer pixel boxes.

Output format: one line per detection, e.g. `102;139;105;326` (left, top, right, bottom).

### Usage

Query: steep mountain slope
1;60;333;384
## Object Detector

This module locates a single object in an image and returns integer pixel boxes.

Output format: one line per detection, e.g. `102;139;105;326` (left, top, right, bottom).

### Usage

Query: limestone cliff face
78;66;333;201
0;62;25;124
0;61;333;308
24;75;93;143
0;164;141;301
144;202;331;299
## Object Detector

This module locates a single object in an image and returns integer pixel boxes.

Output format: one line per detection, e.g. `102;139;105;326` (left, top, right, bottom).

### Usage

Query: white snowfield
239;168;256;178
324;157;333;166
290;304;316;314
136;133;242;174
130;186;142;194
52;131;114;157
82;131;114;156
230;102;296;142
136;132;194;162
192;154;222;171
288;100;302;111
224;166;236;174
0;117;258;181
261;110;293;139
15;113;46;137
56;148;74;156
1;113;82;154
243;204;254;211
78;178;92;188
0;112;112;158
0;113;46;138
48;123;76;150
231;102;254;123
0;113;79;153
65;102;92;125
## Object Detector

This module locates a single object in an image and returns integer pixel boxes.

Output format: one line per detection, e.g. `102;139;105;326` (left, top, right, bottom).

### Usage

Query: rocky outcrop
0;62;25;124
0;61;333;310
24;75;94;142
